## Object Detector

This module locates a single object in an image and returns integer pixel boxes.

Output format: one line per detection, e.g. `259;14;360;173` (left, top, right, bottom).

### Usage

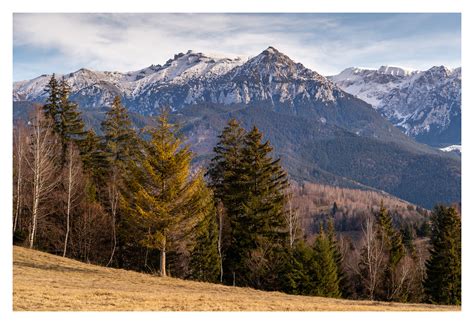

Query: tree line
12;75;461;305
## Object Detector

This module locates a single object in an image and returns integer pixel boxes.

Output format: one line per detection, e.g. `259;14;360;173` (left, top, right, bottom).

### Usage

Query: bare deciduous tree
217;202;224;283
106;168;120;267
13;122;26;233
285;192;301;249
358;215;385;300
25;108;58;249
62;144;83;257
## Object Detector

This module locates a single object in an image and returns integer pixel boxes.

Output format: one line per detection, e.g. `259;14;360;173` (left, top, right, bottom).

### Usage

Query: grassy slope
13;246;459;311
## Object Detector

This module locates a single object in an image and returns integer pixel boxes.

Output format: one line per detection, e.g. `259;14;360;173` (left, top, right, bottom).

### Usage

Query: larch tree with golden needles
133;113;211;277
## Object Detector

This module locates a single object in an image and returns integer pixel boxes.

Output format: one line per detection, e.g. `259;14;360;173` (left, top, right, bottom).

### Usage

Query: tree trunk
217;205;223;283
106;213;116;267
160;236;166;277
29;186;39;249
14;127;23;234
29;130;41;249
63;148;73;257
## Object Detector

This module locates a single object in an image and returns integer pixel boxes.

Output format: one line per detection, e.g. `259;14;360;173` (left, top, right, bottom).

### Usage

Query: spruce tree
58;78;86;148
207;119;246;283
376;202;405;300
132;113;211;277
208;121;290;287
80;129;108;191
236;126;289;285
327;218;347;296
312;224;341;298
42;74;61;132
43;76;86;165
189;195;221;283
424;205;461;305
101;96;141;267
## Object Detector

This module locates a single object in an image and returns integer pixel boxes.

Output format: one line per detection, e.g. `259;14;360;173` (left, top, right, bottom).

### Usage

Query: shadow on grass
14;260;102;275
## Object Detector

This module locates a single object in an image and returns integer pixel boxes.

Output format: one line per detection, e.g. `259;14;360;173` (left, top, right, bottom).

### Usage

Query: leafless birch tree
106;168;120;267
359;215;385;300
25;108;58;249
13;123;26;233
63;144;83;257
285;192;301;249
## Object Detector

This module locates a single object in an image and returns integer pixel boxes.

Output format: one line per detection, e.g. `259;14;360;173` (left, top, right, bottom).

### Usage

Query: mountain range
329;65;461;147
12;47;461;208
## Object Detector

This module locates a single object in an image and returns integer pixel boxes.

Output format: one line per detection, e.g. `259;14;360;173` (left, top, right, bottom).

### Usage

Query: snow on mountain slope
439;145;461;153
329;66;420;108
329;65;461;146
13;50;246;104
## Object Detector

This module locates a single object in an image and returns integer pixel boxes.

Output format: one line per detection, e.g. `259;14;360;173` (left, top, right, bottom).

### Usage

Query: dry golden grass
13;246;459;311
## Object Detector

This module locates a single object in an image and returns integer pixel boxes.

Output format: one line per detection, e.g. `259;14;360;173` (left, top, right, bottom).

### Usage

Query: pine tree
327;218;347;296
188;191;221;283
42;74;61;133
207;118;246;213
80;129;108;188
376;202;405;300
312;224;341;298
132;113;210;277
424;205;461;305
58;78;86;151
235;126;289;285
207;119;246;283
101;96;141;267
43;76;86;165
276;241;313;295
208;121;290;287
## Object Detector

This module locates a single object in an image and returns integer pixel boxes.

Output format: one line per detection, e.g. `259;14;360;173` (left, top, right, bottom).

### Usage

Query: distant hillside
13;246;458;311
12;47;461;209
330;66;461;147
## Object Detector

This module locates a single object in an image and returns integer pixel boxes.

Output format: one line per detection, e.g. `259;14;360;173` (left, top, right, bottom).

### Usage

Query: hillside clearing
13;246;459;311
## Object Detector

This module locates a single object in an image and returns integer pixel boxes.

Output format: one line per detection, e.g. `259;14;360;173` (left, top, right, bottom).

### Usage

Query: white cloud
13;13;461;80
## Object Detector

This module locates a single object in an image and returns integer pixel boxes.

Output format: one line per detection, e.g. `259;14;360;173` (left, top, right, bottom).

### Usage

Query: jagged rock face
12;47;461;208
13;47;346;113
330;65;461;146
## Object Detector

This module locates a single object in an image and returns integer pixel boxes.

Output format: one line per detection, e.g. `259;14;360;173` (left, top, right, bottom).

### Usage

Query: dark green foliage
327;218;347;297
58;79;86;146
376;203;406;301
101;96;141;168
100;96;142;267
188;204;221;283
424;205;461;305
377;203;405;269
80;129;108;188
207;119;290;287
311;225;341;298
43;75;86;165
273;242;313;295
42;74;61;131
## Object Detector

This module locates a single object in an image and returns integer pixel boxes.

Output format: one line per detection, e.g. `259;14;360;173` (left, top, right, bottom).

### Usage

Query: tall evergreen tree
43;76;86;165
234;126;289;285
327;218;347;296
376;202;405;300
101;96;141;267
42;74;61;132
311;224;341;298
80;129;108;187
132;113;211;277
58;78;86;152
424;205;461;305
188;193;221;283
207;119;246;283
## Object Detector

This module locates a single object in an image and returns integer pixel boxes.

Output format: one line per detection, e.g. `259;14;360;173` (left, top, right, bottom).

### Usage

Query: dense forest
12;75;461;305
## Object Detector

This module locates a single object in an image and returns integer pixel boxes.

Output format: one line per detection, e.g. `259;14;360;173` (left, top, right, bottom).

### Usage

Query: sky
13;13;461;81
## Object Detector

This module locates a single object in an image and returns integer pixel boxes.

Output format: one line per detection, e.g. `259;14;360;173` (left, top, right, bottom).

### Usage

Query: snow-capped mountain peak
329;65;461;146
377;65;417;77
